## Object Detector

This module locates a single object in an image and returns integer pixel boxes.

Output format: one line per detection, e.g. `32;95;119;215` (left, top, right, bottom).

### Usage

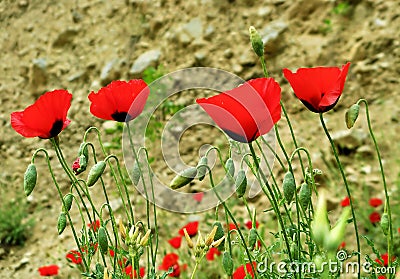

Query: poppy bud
72;155;87;175
235;169;247;198
205;226;218;247
24;163;37;196
183;228;194;249
170;167;197;189
345;104;360;129
225;158;235;178
248;228;257;249
222;251;234;276
211;236;225;248
57;212;67;235
140;230;151;247
63;193;73;212
78;142;89;158
249;26;264;58
132;161;141;186
86;161;106;187
98;227;108;254
299;183;311;210
282;171;295;203
197;156;208;181
380;213;389;236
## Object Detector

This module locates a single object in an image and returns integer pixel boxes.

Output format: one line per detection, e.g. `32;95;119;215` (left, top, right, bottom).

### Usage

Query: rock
259;20;288;55
18;0;29;8
232;64;243;74
258;6;272;17
182;17;203;39
194;51;207;65
360;165;372;174
356;145;374;158
204;25;215;40
29;58;47;96
331;129;367;155
100;58;121;85
223;49;233;59
102;121;119;134
52;29;78;48
238;52;256;67
129;49;161;76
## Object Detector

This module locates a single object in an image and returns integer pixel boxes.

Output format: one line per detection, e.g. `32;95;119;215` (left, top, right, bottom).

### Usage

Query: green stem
357;99;393;270
190;260;201;279
248;142;293;263
260;56;269;78
319;113;361;278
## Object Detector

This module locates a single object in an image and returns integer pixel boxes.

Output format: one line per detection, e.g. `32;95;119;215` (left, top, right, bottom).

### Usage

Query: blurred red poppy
369;212;381;224
196;78;281;143
206;247;221;261
245;220;259;230
375;253;396;267
340;196;350;207
168;236;182;249
159;253;182;277
66;250;82;265
11;89;72;139
38;264;59;276
88;220;100;232
228;223;240;231
283;62;350;113
88;80;149;122
369;198;383;208
193;192;204;202
233;262;257;279
125;265;145;278
178;221;199;237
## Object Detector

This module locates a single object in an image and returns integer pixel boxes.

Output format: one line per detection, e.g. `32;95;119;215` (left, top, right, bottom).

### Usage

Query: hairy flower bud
248;228;257;248
282;171;295;203
249;26;264;57
98;227;108;254
86;161;106;187
299;183;311;209
170;167;197;189
140;230;151;247
183;228;194;249
197;156;208;181
225;158;235;178
63;193;73;212
57;212;67;235
24;163;37;196
205;226;218;247
345;104;360;129
222;251;234;276
380;213;389;236
131;161;141;186
235;169;247;198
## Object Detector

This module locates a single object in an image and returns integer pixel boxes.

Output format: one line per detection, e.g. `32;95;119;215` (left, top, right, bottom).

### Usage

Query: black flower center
49;120;64;138
111;111;133;122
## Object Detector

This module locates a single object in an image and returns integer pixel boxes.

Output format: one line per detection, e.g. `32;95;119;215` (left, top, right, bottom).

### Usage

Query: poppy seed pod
170;167;197;189
57;212;67;235
248;228;257;248
86;161;106;187
131;161;141;186
24;163;37;196
299;183;311;210
249;26;264;58
78;142;88;158
197;156;208;181
225;158;235;178
63;193;73;212
380;213;389;236
282;171;295;203
213;221;225;251
345;104;360;129
222;251;234;276
235;169;247;198
98;227;108;254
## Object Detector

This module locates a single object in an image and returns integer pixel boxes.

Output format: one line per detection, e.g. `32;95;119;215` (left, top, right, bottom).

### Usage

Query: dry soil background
0;0;399;278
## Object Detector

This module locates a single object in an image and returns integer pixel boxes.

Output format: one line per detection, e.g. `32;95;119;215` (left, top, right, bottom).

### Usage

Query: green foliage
143;65;165;85
0;187;34;245
332;2;351;16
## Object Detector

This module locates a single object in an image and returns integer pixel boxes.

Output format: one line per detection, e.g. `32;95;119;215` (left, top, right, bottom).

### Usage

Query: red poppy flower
109;248;115;257
159;253;181;277
88;80;149;122
369;212;381;224
228;223;240;231
369;198;383;208
338;242;346;250
233;262;257;279
340;196;350;207
38;265;59;276
193;192;204;202
245;220;259;230
378;276;386;279
283;62;350;113
66;250;82;265
178;221;199;237
375;253;396;267
168;236;182;249
88;220;100;232
125;266;145;278
206;247;221;261
11;89;72;139
196;78;281;143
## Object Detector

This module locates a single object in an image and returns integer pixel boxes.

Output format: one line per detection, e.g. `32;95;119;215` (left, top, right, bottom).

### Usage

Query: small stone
259;20;288;55
331;129;367;154
258;6;272;16
182;17;203;39
18;0;29;8
100;59;121;86
360;165;372;174
29;58;47;95
238;52;256;67
356;145;374;158
52;29;78;48
224;49;233;59
129;49;161;76
374;18;387;27
232;64;243;74
102;121;119;134
204;25;215;40
194;51;207;65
